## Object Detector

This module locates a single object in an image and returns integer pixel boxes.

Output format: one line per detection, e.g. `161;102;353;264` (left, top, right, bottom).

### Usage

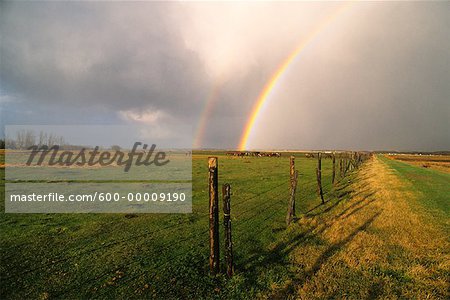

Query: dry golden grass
387;154;450;174
266;156;449;299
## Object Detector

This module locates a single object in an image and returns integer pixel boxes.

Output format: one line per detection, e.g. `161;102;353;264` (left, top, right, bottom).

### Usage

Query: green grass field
0;153;339;299
1;153;448;299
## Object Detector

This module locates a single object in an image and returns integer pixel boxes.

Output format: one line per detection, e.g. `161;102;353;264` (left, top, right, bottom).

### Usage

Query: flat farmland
386;154;450;174
1;152;335;299
0;152;449;299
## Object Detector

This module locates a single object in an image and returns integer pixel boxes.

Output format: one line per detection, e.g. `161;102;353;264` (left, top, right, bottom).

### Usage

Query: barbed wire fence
207;151;371;276
0;150;371;297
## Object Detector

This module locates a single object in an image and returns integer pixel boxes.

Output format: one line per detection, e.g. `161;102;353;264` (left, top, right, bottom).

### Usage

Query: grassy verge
268;156;449;299
380;155;449;230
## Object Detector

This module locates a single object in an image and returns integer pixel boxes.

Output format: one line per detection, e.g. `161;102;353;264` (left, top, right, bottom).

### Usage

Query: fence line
207;151;371;277
6;150;371;294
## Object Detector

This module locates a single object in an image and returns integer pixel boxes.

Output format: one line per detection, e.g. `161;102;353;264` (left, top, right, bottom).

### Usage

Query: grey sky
1;1;449;151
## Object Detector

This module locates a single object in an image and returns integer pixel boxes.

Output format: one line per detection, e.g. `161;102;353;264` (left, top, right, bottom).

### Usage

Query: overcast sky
1;1;449;151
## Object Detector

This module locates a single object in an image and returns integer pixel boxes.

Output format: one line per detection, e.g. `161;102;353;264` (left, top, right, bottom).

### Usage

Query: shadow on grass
270;211;382;298
233;182;380;299
304;176;356;217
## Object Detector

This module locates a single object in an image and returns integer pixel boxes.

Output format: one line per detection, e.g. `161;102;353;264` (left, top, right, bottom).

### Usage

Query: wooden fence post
351;152;356;170
208;157;220;275
222;184;233;277
286;170;299;226
344;155;348;176
332;152;336;185
289;156;296;217
316;152;324;204
345;157;351;175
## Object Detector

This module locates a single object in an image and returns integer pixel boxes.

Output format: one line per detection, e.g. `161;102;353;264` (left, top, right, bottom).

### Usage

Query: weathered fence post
316;152;324;204
222;184;233;277
289;156;296;217
286;170;299;226
208;157;220;275
332;152;336;185
343;155;348;176
347;155;352;175
351;152;356;170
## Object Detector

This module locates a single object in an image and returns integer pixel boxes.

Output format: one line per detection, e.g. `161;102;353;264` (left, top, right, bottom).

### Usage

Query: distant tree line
3;129;122;150
5;130;67;150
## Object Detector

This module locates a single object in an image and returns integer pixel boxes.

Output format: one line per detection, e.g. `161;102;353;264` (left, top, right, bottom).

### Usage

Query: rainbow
238;4;351;150
192;76;226;149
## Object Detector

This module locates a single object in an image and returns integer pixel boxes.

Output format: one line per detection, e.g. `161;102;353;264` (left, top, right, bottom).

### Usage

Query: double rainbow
193;3;351;150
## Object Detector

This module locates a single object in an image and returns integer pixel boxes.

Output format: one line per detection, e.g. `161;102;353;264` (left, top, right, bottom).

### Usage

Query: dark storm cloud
0;1;209;120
